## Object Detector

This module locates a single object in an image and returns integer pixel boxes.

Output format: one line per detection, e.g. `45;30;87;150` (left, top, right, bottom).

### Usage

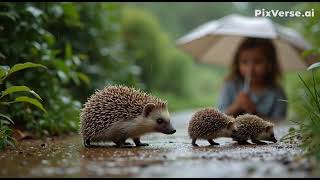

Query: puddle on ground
0;111;316;177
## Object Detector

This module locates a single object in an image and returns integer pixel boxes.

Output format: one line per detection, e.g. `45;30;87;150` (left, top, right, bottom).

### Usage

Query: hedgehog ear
265;125;272;133
227;121;234;129
143;103;156;117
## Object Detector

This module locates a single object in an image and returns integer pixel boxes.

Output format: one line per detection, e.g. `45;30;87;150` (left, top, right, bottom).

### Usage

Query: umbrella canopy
177;14;311;71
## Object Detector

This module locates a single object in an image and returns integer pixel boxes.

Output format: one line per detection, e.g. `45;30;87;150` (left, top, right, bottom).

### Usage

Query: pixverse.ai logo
255;9;315;18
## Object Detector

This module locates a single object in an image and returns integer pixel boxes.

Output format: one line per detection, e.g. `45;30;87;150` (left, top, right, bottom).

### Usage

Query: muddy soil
0;110;316;177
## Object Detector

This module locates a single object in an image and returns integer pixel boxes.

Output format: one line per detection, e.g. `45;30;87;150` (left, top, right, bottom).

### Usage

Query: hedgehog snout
169;129;176;134
270;136;277;143
164;125;176;134
157;123;176;134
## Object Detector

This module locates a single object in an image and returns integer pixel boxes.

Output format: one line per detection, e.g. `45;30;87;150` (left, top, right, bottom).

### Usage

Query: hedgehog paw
84;139;91;147
136;143;149;147
124;142;133;146
208;139;219;146
237;140;250;145
192;138;198;147
114;144;134;148
133;138;149;147
252;140;267;145
114;141;134;148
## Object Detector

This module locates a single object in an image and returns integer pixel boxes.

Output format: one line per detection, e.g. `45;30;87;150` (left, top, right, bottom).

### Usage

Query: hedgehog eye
156;118;164;124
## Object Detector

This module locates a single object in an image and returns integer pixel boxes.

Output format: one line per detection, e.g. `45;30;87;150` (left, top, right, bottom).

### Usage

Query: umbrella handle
243;69;252;94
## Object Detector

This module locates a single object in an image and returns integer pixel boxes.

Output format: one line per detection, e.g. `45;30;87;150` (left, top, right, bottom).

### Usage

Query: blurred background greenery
0;2;319;166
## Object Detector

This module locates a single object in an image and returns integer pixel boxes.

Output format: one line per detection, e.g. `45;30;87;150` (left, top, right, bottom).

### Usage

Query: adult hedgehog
80;85;176;148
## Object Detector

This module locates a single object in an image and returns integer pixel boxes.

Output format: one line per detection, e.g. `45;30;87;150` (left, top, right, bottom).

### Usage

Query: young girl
217;37;287;121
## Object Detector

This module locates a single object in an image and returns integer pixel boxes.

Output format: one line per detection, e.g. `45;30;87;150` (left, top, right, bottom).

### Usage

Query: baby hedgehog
80;85;176;148
188;108;237;147
231;114;277;145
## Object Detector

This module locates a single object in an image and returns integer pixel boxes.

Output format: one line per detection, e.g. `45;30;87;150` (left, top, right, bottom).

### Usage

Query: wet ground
0;110;316;177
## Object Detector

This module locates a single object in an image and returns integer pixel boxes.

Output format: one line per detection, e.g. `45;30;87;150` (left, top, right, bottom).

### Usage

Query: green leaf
7;62;47;77
15;96;47;113
53;60;69;73
0;113;14;124
65;43;73;60
62;3;83;28
0;52;6;59
77;72;90;86
26;6;43;18
307;62;320;71
0;68;6;80
70;72;80;86
0;12;15;21
0;66;9;80
1;86;42;100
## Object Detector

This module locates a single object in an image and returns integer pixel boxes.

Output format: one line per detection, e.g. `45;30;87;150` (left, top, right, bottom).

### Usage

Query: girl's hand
234;91;256;113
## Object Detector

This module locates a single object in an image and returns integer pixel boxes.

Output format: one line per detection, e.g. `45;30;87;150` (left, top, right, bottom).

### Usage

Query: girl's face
238;48;268;83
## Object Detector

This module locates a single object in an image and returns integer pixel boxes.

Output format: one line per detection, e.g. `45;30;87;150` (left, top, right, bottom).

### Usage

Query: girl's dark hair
226;37;282;88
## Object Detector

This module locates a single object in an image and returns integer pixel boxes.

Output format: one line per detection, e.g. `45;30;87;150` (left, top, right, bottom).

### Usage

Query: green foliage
0;62;47;114
283;64;320;164
129;2;241;39
46;3;141;100
121;7;193;97
130;2;301;40
0;2;85;141
280;3;320;174
0;2;134;148
0;62;46;150
0;125;15;150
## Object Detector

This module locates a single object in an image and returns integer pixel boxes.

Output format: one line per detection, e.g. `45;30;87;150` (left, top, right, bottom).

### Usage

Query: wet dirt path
0;110;313;177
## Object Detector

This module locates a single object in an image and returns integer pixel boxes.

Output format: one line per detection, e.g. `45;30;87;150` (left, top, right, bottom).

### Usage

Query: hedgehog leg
252;139;267;145
114;142;134;148
133;137;149;147
208;139;220;146
84;139;91;147
113;139;134;148
122;139;133;146
237;140;251;145
192;138;198;147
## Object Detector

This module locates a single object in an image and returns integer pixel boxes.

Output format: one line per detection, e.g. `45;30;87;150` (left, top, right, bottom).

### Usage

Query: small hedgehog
188;108;237;147
80;85;176;148
231;114;277;145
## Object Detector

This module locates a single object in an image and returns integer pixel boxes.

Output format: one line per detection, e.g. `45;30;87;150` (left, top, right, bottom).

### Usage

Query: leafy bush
0;2;137;140
0;62;47;149
280;3;320;174
121;6;193;96
281;62;320;176
0;2;87;138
